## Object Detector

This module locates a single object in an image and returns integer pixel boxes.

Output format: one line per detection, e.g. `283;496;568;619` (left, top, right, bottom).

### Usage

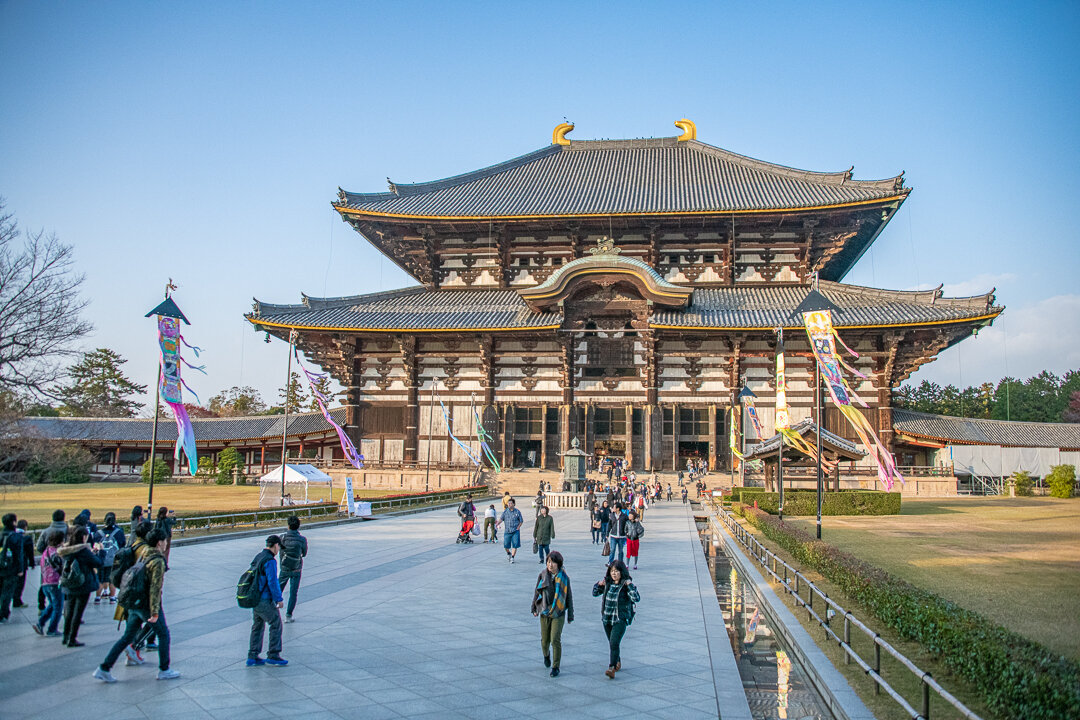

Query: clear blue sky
2;1;1078;412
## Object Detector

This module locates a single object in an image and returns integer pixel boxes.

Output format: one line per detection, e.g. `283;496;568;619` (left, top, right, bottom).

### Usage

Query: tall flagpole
147;363;161;516
280;330;296;506
424;379;436;492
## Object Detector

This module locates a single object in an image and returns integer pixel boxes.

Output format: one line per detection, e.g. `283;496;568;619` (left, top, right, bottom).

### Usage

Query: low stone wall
325;467;479;492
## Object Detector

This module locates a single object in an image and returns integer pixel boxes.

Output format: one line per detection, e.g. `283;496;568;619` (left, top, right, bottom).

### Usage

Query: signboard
355;501;372;518
345;477;356;517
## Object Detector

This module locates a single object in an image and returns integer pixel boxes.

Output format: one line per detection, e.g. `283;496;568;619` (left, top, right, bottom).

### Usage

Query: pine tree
59;348;146;417
308;376;333;412
278;371;307;414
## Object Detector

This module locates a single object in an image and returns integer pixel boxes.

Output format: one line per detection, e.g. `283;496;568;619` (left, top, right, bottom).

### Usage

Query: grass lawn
0;482;391;526
785;496;1080;662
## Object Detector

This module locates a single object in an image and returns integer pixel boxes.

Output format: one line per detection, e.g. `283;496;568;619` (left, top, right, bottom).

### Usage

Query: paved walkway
0;498;749;719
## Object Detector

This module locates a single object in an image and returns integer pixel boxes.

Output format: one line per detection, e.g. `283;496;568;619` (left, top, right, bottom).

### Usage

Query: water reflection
700;526;834;720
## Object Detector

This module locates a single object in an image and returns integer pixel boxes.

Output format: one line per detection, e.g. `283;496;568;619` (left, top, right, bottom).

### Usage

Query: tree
308;376;333;412
59;348;147;417
278;371;307;414
208;386;266;416
141;458;171;484
1064;390;1080;423
0;201;93;398
25;443;94;484
216;447;244;485
1046;465;1075;499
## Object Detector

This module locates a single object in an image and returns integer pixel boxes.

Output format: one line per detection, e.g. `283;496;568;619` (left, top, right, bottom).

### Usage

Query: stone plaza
0;499;755;720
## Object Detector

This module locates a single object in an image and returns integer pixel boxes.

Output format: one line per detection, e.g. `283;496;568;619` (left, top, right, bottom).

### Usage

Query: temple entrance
678;441;709;471
513;440;541;468
593;439;626;460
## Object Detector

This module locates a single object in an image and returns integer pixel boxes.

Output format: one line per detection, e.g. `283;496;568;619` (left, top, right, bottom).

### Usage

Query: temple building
247;120;1002;478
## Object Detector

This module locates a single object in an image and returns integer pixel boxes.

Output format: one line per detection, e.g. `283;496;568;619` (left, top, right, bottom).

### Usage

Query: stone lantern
561;437;588;492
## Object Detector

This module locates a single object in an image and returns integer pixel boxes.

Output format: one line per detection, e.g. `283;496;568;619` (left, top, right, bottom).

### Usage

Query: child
626;511;645;570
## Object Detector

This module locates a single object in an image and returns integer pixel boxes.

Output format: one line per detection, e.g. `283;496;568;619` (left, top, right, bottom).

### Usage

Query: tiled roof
528;253;681;293
892;409;1080;450
745;419;865;460
335;137;906;218
250;281;998;332
20;408;348;444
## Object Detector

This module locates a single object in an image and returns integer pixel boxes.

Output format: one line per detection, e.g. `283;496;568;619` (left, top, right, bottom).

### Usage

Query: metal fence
706;502;982;720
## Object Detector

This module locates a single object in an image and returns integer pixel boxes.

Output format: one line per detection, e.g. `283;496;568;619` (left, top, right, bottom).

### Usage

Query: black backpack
110;545;137;587
60;555;85;591
0;534;14;574
116;559;151;612
236;554;268;609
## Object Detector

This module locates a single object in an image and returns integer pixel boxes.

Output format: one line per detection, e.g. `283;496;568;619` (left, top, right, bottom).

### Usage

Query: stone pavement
0;497;751;719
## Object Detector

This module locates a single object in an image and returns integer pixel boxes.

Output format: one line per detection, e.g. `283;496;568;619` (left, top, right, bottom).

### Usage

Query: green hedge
732;487;900;515
731;503;1080;719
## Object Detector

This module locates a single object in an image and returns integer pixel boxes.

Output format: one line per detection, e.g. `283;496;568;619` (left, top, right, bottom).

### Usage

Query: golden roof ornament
674;118;697;142
586;236;622;256
552;122;574;146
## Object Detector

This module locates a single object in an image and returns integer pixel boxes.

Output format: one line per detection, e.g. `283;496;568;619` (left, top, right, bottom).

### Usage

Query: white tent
258;464;333;507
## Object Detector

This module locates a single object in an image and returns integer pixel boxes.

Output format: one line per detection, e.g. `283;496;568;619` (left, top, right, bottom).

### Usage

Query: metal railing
707;502;982;720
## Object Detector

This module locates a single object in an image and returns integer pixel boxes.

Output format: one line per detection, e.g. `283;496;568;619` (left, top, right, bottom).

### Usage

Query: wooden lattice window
585;338;635;377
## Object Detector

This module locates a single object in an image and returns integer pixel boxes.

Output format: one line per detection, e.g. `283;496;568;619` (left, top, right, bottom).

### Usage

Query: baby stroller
456;517;476;544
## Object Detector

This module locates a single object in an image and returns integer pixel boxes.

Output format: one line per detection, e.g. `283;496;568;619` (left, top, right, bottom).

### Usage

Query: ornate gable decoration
518;237;692;312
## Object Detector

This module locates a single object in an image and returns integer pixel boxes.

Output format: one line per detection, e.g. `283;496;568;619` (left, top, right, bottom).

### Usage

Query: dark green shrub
1046;465;1075;499
730;487;900;515
216;447;244;485
141;458;171;484
731;503;1080;719
25;444;93;484
1011;471;1034;497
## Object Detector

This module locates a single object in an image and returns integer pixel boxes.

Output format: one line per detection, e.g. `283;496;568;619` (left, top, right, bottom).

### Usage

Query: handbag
591;519;601;530
601;540;610;556
532;541;539;554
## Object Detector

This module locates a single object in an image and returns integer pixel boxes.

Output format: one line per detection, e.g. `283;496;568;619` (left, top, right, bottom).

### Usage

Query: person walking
153;507;176;562
33;531;64;636
599;500;612;542
533;490;545;518
533;506;555;564
592;559;640;679
0;514;26;623
278;516;308;623
626;511;645;569
12;519;33;608
531;551;574;677
247;535;288;666
681;486;688;504
502;491;512;510
590;504;604;545
93;528;180;682
483;505;498;543
59;525;102;647
497;498;524;563
607;504;629;566
95;513;125;605
457;494;477;543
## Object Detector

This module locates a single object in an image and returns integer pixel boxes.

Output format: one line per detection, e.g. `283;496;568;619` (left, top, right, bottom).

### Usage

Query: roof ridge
819;280;995;310
338;145;561;205
252;286;426;315
893;408;1080;430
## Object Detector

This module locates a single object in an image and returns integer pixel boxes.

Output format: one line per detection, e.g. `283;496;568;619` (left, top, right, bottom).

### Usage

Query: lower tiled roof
745;419;865;460
892;409;1080;450
250;280;998;332
20;408;347;444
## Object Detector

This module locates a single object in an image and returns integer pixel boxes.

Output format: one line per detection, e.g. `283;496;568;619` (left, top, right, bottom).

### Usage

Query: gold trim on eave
651;311;1003;332
249;317;563;334
332;193;909;223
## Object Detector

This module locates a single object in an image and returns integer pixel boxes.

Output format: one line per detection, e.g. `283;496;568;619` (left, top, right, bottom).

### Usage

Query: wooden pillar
114;444;121;472
401;337;419;464
643;407;653;472
708;403;718;471
260;444;266;474
503;403;515;468
583;404;593;455
672;402;680;471
625;403;634;469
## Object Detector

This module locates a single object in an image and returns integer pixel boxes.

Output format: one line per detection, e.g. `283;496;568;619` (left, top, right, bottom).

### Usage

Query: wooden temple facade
248;121;1002;472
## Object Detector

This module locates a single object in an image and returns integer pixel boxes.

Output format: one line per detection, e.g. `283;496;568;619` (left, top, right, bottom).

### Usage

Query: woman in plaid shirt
592;559;640;679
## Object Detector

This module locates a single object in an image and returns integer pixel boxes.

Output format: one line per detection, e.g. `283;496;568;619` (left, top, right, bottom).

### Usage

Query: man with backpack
278;516;308;624
244;535;288;666
0;513;26;623
93;528;179;682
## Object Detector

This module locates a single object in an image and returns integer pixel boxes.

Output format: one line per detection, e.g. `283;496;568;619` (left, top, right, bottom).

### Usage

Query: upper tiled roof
249;280;999;332
20;408;348;444
892;409;1080;450
335;137;906;219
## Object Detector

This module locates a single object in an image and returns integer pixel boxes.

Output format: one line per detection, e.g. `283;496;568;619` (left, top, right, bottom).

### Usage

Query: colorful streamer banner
775;338;835;470
729;411;745;461
473;406;502;473
744;396;764;440
294;349;364;469
157;316;202;475
803;309;903;490
436;393;480;466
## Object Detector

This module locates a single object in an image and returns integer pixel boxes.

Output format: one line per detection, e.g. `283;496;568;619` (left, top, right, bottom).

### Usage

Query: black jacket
279;529;308;578
0;530;24;576
58;543;103;594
